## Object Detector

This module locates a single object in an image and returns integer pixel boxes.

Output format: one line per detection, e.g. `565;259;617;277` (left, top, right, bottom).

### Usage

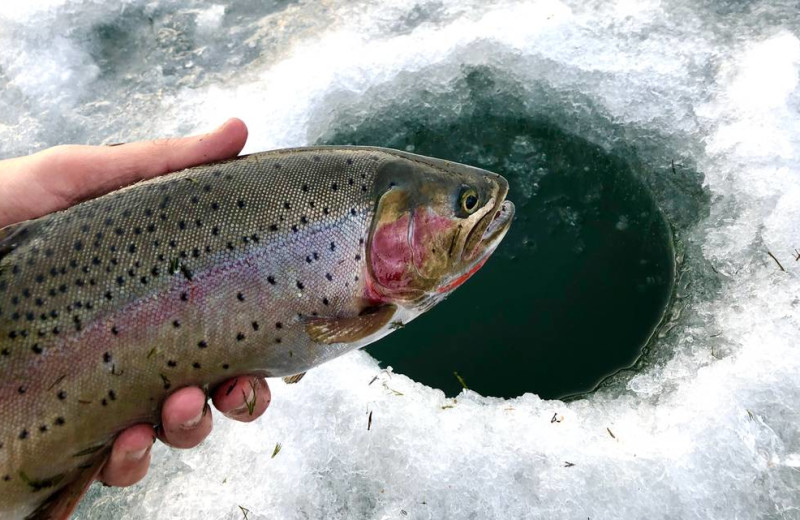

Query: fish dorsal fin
283;372;307;384
0;220;38;259
24;444;111;520
304;304;397;344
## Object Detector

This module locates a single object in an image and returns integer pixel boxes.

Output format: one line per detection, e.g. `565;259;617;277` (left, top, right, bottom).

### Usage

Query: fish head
366;151;515;308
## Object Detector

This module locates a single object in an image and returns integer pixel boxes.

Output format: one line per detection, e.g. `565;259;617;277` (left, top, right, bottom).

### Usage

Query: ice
1;0;800;518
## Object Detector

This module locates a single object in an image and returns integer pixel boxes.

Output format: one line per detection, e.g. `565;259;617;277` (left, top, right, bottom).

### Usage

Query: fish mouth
473;199;515;262
435;198;514;296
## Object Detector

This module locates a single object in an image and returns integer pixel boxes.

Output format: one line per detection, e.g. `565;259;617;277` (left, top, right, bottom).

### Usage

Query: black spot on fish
172;320;180;328
180;292;188;301
322;297;330;306
19;430;28;440
178;221;186;230
0;349;7;357
133;227;142;235
350;208;357;216
275;322;283;329
355;254;362;261
275;337;282;344
212;226;220;236
167;360;177;367
236;333;245;342
323;207;330;215
115;227;124;236
291;225;298;233
108;390;116;401
284;202;291;209
302;184;309;192
32;344;42;354
192;362;201;369
300;216;308;224
111;326;119;336
103;352;112;363
237;293;245;302
237;199;246;209
74;241;83;251
269;224;278;232
296;281;304;290
267;276;276;285
55;417;65;426
198;340;208;349
325;273;333;281
331;182;338;191
222;364;229;370
346;158;353;165
57;391;66;400
180;265;193;281
330;242;336;251
211;202;219;211
252;321;260;331
17;386;26;394
191;196;199;204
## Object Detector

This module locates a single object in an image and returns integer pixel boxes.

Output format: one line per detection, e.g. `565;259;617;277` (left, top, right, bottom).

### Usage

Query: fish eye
459;188;479;215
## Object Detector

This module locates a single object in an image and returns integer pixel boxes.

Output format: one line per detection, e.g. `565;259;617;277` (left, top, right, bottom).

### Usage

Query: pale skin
0;118;272;487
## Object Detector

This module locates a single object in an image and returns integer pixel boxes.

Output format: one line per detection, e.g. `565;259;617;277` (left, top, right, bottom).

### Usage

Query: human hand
0;119;273;487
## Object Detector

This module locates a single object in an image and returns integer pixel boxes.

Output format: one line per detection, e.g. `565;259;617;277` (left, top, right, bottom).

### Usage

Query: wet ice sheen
1;0;800;518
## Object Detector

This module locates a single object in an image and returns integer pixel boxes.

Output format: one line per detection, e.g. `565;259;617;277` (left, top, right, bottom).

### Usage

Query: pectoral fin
25;443;110;520
305;304;397;345
283;373;306;384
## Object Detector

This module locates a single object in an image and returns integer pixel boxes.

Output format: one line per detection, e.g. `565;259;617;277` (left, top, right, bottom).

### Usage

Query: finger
99;423;155;487
211;376;270;423
0;118;248;227
159;386;213;449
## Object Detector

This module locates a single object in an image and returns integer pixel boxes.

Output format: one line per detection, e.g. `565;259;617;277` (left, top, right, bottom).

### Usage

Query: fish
0;146;514;519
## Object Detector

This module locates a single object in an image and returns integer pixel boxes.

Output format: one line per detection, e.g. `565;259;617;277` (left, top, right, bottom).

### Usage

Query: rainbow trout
0;146;513;519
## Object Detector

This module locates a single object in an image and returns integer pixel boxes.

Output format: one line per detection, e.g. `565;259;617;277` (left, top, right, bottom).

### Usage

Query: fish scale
0;146;513;519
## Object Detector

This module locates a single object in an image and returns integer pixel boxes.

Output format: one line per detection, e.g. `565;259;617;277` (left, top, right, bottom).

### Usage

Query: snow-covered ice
1;0;799;518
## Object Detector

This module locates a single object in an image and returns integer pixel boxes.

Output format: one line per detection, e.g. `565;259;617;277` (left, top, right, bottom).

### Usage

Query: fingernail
126;447;150;461
224;386;255;419
180;408;205;430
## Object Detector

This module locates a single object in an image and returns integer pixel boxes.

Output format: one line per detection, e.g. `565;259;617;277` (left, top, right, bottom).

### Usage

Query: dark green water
320;90;675;400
